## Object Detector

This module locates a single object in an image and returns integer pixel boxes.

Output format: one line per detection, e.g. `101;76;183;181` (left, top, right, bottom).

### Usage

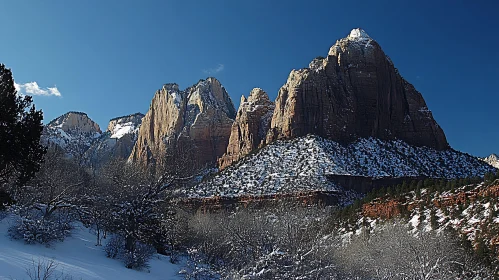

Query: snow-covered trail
0;215;182;280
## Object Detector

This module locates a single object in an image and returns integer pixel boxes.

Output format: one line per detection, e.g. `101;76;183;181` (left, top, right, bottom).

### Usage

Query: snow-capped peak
483;153;499;169
347;28;371;41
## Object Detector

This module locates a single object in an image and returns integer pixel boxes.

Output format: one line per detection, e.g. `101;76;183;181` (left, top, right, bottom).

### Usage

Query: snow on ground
0;215;182;280
188;135;495;199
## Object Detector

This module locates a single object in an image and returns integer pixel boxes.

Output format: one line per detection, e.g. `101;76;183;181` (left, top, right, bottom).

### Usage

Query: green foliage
0;64;46;185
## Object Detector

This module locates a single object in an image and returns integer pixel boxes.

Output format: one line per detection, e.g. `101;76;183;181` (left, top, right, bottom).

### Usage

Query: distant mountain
482;154;499;169
41;112;143;167
42;112;102;160
84;113;144;168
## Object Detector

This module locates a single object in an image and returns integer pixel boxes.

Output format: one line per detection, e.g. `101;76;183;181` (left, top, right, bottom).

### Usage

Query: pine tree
0;64;46;185
429;208;438;230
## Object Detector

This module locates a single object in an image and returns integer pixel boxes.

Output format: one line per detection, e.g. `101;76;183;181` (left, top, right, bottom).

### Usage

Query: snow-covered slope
482;153;499;169
42;112;102;159
0;215;181;280
187;135;495;198
84;113;144;167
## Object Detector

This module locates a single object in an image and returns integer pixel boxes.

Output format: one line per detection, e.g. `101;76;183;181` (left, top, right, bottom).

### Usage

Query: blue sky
0;0;498;156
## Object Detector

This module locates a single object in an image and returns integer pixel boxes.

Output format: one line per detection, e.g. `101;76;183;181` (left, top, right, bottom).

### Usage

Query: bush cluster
105;234;156;269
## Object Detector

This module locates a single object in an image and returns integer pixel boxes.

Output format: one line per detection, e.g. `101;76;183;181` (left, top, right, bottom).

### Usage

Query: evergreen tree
429;208;438;230
0;64;45;185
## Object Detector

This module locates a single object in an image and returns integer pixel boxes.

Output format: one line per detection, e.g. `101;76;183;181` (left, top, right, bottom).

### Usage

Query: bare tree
336;220;492;279
12;147;89;219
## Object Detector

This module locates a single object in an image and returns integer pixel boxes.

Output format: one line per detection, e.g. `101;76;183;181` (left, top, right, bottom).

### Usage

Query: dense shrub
8;211;73;245
105;234;155;270
104;234;124;258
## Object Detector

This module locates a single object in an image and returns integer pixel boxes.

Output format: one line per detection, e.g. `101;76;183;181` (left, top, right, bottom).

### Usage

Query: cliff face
265;28;449;150
129;78;236;167
84;113;144;167
218;88;275;169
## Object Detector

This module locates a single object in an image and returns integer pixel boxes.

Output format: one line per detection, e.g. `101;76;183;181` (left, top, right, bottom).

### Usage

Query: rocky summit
218;88;275;169
266;28;449;150
42;112;102;159
129;77;236;167
42;112;144;167
483;154;499;169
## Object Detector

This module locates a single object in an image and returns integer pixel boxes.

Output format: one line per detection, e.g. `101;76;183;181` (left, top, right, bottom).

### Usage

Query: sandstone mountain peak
48;111;101;134
130;77;236;166
218;88;275;169
248;87;270;102
265;28;449;151
42;112;102;161
106;113;144;139
162;83;180;91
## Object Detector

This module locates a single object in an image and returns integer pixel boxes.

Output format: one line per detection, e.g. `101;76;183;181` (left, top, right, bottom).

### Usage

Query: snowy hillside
332;179;499;273
0;215;181;280
188;135;495;198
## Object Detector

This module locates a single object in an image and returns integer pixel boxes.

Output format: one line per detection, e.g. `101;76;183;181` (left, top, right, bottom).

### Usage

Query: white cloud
14;82;61;97
203;64;224;75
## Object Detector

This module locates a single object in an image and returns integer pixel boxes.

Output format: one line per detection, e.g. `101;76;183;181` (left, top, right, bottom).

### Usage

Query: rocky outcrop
47;111;102;134
266;28;449;150
84;113;144;167
218;88;275;169
42;112;102;159
483;154;499;169
129;78;236;167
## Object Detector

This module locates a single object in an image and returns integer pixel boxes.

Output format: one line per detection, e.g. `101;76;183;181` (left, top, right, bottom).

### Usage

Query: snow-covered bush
105;234;155;270
8;210;73;245
122;241;156;269
182;248;220;280
335;220;492;279
105;234;125;258
186;206;341;279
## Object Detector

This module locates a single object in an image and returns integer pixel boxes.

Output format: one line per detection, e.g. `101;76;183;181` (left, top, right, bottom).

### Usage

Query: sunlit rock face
129;77;236;167
218;88;275;169
266;28;449;150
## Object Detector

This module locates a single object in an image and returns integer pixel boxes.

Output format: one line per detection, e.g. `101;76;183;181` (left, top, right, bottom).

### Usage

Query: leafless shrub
25;258;76;280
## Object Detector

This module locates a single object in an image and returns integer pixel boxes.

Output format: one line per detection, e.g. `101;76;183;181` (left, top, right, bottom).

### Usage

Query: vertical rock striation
218;88;275;169
129;78;236;167
266;28;449;150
